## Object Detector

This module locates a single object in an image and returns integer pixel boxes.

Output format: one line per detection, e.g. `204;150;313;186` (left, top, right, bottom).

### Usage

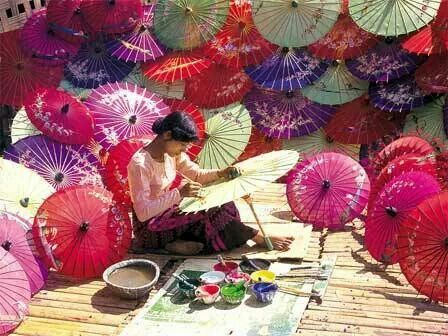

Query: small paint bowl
199;271;226;285
177;279;201;299
251;282;278;303
220;283;246;305
195;284;220;305
239;258;271;274
250;270;276;283
213;261;239;274
225;270;251;286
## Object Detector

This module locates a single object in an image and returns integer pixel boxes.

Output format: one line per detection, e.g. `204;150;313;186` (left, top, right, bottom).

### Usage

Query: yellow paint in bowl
250;270;276;283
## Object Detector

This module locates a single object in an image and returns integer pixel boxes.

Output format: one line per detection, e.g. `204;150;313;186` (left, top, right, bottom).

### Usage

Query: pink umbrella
0;248;31;335
85;82;170;150
286;152;370;230
366;172;441;265
0;213;47;295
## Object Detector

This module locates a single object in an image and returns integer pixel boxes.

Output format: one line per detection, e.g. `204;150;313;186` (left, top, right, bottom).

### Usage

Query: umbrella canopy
180;150;300;213
0;248;31;335
0;213;47;295
24;87;94;145
346;39;421;83
197;104;252;169
58;79;92;101
237;127;282;162
0;30;63;107
301;60;369;105
11;108;41;144
153;0;229;50
4;135;103;191
436;151;448;190
85;82;170;150
0;159;55;222
203;0;276;68
397;192;448;303
244;87;336;138
366;172;440;264
324;95;397;144
106;5;164;63
444;97;448;138
64;39;134;89
349;0;442;36
415;55;448;94
184;63;253;108
32;186;132;278
369;75;437;113
21;8;80;66
282;128;360;159
142;50;212;83
286;152;370;230
46;0;88;43
252;0;341;47
244;47;328;91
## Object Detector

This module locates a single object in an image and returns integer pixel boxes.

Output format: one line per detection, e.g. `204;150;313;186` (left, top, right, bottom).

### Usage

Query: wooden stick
243;195;274;251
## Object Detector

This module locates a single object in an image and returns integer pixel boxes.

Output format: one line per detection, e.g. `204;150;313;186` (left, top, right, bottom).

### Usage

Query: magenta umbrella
286;152;370;230
0;212;47;295
366;171;440;265
0;248;31;335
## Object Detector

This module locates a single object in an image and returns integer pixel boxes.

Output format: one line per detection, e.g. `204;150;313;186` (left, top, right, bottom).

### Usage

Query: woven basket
0;0;45;32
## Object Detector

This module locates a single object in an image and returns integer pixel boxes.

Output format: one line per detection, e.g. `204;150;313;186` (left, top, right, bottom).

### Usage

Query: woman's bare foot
252;232;294;251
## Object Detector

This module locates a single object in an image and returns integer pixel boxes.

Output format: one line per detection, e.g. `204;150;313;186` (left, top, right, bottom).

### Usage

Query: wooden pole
243;195;274;251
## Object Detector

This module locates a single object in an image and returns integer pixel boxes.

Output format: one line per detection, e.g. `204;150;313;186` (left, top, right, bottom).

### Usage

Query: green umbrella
154;0;229;50
58;79;92;101
301;61;369;105
11;107;41;144
349;0;441;37
197;103;252;169
252;0;341;47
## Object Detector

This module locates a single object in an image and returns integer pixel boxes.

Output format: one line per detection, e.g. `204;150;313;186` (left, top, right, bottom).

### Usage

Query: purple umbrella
85;82;170;150
21;8;80;66
369;76;438;113
64;39;134;89
346;39;421;83
244;87;336;139
4;135;103;191
106;5;164;63
244;47;328;91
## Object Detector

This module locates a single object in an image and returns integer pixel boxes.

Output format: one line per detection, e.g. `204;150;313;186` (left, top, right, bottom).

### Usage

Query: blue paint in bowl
251;282;278;303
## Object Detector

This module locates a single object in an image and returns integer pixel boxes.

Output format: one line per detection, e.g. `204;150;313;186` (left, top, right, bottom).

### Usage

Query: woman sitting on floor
127;111;294;255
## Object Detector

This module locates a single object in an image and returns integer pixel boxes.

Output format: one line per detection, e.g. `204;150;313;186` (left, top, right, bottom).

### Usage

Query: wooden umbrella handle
243;195;274;251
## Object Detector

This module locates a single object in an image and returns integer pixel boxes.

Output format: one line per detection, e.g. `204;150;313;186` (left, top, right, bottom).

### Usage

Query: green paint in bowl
220;283;246;304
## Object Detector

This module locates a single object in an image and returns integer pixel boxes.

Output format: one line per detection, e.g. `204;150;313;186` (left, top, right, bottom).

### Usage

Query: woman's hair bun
151;117;164;134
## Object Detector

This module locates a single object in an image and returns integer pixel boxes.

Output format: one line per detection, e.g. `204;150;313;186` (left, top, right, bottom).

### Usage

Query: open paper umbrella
444;97;448;137
282;128;360;159
184;63;253;108
153;0;229;50
237;127;282;162
58;79;92;101
85;82;170;150
24;87;94;145
286;152;370;230
415;55;448;94
64;39;134;89
197;104;252;169
366;172;440;264
0;248;31;335
397;192;448;303
436;151;448;190
252;0;341;47
21;8;80;65
245;87;336;138
32;186;132;278
0;30;63;107
346;39;421;83
324;95;397;144
11;108;41;144
301;60;369;105
106;5;164;63
349;0;442;36
142;50;212;83
46;0;88;43
244;47;328;91
203;0;276;68
0;159;55;222
0;213;47;295
369;76;437;113
4;135;104;191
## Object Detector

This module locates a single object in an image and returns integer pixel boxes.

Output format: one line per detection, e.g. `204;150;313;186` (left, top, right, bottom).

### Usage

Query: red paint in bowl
213;261;239;274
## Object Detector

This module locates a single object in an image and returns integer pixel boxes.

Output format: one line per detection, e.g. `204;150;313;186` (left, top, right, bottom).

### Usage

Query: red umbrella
324;95;397;145
286;152;371;230
436;151;448;190
0;30;63;107
366;172;440;265
184;63;253;108
24;88;94;145
32;186;132;278
203;0;276;68
142;50;212;83
46;0;88;43
237;127;282;162
415;55;448;94
398;192;448;303
0;248;31;335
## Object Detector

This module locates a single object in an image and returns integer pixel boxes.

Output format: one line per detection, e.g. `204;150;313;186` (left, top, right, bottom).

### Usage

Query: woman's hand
217;166;241;180
179;181;202;198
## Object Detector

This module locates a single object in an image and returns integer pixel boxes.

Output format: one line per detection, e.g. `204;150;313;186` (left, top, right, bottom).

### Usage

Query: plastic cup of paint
225;270;251;286
220;283;246;305
195;284;220;304
250;270;276;283
178;279;201;299
199;271;226;285
251;282;278;303
213;261;239;274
